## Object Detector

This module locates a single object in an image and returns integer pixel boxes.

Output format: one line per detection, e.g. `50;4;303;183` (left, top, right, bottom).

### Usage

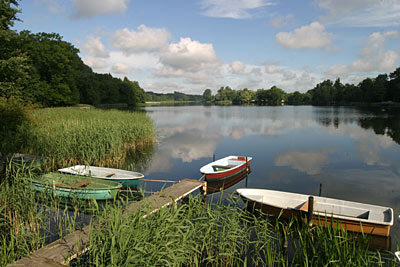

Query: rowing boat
58;165;144;188
31;172;122;200
236;188;393;236
200;155;252;181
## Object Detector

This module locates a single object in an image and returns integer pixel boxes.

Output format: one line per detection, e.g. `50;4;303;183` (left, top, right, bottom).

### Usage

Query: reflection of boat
58;165;144;188
206;167;251;194
31;172;122;200
236;188;393;237
200;155;252;180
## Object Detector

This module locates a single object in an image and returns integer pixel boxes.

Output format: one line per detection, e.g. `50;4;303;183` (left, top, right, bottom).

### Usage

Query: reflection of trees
352;107;400;145
358;115;400;145
313;106;400;145
313;107;358;129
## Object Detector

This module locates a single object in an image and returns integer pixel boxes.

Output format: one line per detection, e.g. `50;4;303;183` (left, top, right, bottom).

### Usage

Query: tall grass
23;107;155;170
84;195;396;266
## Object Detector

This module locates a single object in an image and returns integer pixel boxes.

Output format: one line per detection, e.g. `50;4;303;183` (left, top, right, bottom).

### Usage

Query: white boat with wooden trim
200;155;252;181
58;165;144;188
236;188;393;237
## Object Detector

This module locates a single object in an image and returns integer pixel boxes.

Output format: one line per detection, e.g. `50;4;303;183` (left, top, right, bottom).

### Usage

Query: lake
141;105;400;248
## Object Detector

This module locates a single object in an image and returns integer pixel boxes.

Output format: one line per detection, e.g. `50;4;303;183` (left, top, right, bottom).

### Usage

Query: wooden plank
8;254;65;267
9;179;206;266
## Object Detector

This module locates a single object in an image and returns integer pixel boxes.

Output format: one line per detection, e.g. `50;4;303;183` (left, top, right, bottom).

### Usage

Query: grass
82;194;397;267
21;107;155;170
1;165;398;266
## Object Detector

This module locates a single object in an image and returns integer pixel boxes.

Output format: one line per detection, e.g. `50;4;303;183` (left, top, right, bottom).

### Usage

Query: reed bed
83;195;396;267
24;107;155;170
1;164;397;266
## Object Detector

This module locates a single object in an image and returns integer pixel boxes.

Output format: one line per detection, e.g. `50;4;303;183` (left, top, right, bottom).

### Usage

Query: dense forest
0;1;145;108
146;91;202;102
203;68;400;105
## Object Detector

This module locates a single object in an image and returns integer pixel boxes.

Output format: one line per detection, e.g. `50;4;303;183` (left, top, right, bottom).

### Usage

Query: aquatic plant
23;107;155;170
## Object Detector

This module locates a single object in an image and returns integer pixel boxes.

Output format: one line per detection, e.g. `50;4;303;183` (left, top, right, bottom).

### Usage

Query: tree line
203;69;400;106
146;91;202;102
0;1;145;108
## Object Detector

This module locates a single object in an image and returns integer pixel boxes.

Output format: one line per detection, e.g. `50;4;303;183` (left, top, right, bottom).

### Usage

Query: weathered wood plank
8;254;65;267
9;179;206;266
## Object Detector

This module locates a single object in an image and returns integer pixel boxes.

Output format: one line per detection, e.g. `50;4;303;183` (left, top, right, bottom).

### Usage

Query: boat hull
238;189;393;237
243;198;391;236
58;165;143;188
200;156;252;181
31;173;122;200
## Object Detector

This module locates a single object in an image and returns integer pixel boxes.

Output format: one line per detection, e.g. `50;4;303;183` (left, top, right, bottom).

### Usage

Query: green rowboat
31;172;122;200
58;165;144;188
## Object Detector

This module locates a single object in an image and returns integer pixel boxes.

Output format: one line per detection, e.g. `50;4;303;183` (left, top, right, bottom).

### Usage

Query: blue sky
14;0;400;94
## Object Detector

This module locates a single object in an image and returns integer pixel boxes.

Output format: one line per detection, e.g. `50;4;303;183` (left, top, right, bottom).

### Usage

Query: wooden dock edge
8;179;207;266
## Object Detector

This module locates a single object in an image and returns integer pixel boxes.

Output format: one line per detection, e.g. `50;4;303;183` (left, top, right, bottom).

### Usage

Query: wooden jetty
9;179;206;267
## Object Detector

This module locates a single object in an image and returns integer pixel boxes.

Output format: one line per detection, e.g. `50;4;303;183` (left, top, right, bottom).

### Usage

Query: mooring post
319;183;322;196
307;196;314;227
203;182;207;207
213;153;215;162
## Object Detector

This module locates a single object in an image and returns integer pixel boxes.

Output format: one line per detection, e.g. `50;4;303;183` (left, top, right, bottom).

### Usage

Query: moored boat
200;155;252;181
58;165;144;188
31;172;122;200
236;188;393;237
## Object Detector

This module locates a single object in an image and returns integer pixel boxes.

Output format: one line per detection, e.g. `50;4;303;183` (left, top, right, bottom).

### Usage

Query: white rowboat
236;188;393;237
200;155;252;180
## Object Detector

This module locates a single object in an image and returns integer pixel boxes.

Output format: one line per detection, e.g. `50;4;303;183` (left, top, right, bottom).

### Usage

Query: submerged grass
21;107;155;170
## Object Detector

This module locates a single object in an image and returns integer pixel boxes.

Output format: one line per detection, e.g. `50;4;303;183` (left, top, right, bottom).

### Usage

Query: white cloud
230;61;246;74
160;37;220;72
317;0;400;27
82;36;109;58
111;63;131;74
265;64;279;74
71;0;130;19
275;22;334;50
111;25;171;54
82;56;108;70
270;14;293;27
200;0;274;19
325;31;400;77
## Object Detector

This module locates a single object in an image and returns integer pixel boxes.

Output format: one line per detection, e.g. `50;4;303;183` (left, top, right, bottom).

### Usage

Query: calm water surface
141;105;400;247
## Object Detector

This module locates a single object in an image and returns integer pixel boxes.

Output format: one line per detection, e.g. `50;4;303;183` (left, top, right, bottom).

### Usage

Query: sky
13;0;400;95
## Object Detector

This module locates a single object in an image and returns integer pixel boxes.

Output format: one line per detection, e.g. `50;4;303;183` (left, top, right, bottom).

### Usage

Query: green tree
202;89;212;102
0;0;31;102
388;67;400;102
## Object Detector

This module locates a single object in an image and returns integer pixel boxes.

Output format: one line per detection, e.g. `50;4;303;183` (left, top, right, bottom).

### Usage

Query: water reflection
143;105;400;248
206;167;251;194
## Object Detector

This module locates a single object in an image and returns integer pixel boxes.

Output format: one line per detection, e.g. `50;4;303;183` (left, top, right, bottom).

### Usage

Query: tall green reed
85;193;397;267
22;107;155;170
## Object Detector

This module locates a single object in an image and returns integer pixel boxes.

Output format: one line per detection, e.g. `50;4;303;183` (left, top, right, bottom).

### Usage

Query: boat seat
212;164;236;171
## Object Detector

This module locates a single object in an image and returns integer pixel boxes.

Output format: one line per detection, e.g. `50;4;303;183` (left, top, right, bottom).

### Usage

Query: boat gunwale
58;165;144;180
237;188;394;226
200;155;252;175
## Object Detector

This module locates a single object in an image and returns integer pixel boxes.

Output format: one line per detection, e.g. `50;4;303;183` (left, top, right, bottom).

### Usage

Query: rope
139;178;178;183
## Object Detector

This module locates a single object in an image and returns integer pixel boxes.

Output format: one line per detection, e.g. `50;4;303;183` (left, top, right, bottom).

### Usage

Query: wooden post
245;156;249;187
203;182;207;207
319;183;322;196
307;196;314;227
